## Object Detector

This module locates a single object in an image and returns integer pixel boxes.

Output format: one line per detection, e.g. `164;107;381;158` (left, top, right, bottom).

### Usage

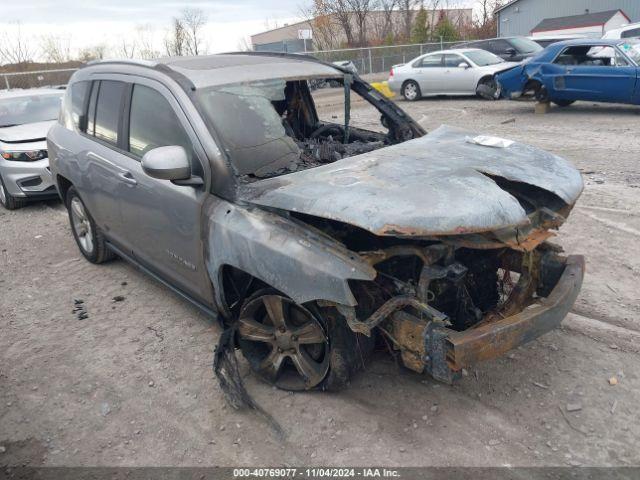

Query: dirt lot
1;93;639;468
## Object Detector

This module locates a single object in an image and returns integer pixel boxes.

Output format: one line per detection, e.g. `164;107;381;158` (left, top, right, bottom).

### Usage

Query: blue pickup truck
496;38;640;107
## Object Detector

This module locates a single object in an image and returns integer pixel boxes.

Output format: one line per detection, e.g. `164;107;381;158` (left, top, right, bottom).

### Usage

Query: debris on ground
500;118;516;125
148;381;155;387
100;402;111;416
609;377;618;386
532;381;550;389
0;446;5;454
611;400;618;415
213;326;285;439
566;402;582;412
72;299;88;320
112;295;125;302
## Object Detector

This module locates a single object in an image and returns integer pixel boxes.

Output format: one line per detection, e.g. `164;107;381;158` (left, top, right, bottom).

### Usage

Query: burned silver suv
48;54;584;391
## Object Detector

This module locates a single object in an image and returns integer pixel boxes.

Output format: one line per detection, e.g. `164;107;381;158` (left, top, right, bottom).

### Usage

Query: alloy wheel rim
70;197;94;254
238;294;330;390
0;181;6;205
404;83;417;100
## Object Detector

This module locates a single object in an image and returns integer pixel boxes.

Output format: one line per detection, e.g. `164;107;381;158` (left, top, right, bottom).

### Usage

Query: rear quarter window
92;81;126;145
621;28;640;39
62;81;90;131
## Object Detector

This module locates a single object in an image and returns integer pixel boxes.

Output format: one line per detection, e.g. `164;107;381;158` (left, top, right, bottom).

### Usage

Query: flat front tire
236;289;374;391
402;81;421;101
66;186;115;264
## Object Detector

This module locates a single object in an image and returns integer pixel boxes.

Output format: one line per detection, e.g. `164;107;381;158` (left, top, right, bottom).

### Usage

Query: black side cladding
212;326;285;439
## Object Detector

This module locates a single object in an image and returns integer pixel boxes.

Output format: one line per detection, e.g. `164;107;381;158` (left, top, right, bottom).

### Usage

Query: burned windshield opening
195;76;393;180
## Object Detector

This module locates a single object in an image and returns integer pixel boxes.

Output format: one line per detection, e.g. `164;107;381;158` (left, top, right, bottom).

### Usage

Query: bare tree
164;18;187;56
181;7;207;56
399;0;417;42
426;0;442;39
0;23;35;65
40;34;72;63
345;0;373;46
77;44;107;62
473;0;503;38
371;0;399;44
135;25;160;59
300;1;343;50
236;36;252;51
118;39;137;59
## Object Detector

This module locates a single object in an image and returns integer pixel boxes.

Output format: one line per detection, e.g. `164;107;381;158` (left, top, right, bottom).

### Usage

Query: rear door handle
117;171;137;186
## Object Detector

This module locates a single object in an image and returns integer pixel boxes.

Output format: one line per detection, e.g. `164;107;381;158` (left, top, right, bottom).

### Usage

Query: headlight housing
0;150;47;162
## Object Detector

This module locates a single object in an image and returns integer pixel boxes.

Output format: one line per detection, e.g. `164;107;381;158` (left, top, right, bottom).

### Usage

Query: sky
0;0;473;60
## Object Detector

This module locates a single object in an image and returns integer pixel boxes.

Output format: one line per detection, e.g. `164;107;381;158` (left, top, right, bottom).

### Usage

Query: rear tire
66;186;115;264
0;175;26;210
402;80;421;101
553;100;575;107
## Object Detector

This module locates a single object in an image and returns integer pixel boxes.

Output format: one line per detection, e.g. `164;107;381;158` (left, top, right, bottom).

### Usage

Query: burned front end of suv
202;64;584;387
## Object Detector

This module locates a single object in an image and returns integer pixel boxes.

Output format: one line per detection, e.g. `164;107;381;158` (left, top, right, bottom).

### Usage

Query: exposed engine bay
288;209;579;383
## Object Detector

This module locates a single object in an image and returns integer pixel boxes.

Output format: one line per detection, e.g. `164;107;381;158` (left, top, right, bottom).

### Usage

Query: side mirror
458;62;470;69
505;47;517;57
141;146;191;181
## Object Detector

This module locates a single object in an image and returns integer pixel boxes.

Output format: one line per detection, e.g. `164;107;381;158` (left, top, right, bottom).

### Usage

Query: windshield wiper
0;124;20;128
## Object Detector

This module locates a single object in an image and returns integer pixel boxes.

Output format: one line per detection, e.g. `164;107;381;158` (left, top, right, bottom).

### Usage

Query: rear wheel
66;186;115;264
402;80;421;101
0;175;26;210
553;99;575;107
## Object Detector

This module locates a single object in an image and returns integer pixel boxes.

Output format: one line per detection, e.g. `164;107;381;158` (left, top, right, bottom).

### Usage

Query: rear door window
419;54;443;67
68;81;90;131
92;80;126;145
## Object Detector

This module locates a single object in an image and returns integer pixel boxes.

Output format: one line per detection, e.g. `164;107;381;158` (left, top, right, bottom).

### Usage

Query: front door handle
118;172;137;186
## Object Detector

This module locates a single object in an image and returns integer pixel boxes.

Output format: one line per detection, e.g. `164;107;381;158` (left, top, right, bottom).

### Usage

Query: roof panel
159;54;342;89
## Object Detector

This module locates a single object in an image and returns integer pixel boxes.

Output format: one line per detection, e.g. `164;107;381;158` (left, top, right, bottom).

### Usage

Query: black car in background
455;37;543;62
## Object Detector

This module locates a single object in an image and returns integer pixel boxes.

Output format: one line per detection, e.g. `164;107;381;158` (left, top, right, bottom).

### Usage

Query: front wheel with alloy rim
0;175;26;210
237;291;330;391
66;186;115;264
402;80;421;101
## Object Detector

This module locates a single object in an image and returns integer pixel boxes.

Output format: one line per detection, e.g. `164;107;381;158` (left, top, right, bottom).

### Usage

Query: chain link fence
312;41;460;76
1;68;78;91
0;41;460;91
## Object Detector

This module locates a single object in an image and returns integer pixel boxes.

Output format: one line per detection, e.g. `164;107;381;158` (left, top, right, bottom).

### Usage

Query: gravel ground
1;93;639;468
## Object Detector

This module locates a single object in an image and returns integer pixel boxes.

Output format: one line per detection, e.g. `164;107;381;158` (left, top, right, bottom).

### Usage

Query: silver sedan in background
388;48;518;101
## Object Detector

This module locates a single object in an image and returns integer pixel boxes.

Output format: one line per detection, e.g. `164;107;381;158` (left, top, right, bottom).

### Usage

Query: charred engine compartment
291;212;571;383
